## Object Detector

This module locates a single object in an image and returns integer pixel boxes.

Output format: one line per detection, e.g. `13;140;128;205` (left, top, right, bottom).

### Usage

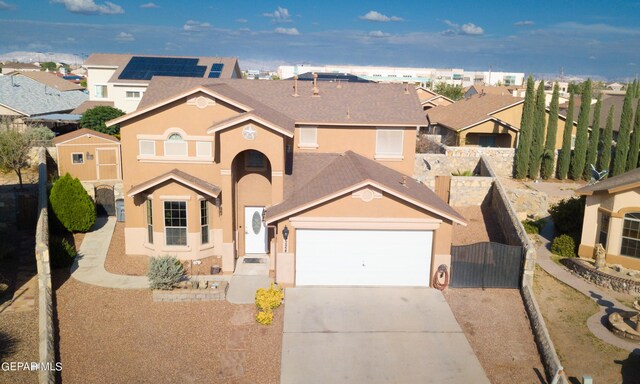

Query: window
375;129;404;158
200;200;209;244
621;212;640;258
94;85;108;98
126;91;142;99
164;201;187;246
478;136;496;147
298;126;317;148
571;135;576;149
196;141;212;158
72;153;84;164
139;140;155;156
598;213;609;247
146;199;153;244
164;133;187;156
245;150;266;170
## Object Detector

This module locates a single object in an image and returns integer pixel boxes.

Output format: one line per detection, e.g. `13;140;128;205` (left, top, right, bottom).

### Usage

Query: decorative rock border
153;281;228;302
607;312;640;342
564;258;640;296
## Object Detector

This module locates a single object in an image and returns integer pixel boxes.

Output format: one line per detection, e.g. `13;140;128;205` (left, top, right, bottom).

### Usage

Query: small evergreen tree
79;106;125;136
541;83;560;179
570;79;592;179
583;94;602;179
515;75;536;179
49;173;96;233
613;88;633;176
557;92;575;180
528;81;547;179
626;98;640;171
599;106;615;177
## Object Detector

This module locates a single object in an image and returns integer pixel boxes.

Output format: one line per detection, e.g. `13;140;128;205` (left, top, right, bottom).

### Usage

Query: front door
244;206;267;254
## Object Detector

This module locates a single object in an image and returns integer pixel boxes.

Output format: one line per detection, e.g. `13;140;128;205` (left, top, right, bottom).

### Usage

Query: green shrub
49;173;96;233
551;235;576;258
451;169;473;176
79;106;125;135
49;237;77;268
549;196;585;238
522;219;545;235
147;255;185;290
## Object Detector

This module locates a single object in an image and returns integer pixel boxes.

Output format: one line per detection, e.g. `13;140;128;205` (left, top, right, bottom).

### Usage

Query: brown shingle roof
427;94;523;131
52;128;120;145
2;62;39;70
265;151;466;224
560;94;639;132
17;71;83;92
467;85;516;96
576;167;640;195
127;169;221;198
71;100;115;114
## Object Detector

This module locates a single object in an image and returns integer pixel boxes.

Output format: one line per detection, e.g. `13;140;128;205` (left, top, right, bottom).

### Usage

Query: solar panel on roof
208;63;224;78
119;56;207;80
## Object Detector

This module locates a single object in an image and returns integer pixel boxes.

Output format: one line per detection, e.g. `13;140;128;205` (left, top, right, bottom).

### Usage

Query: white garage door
296;229;432;286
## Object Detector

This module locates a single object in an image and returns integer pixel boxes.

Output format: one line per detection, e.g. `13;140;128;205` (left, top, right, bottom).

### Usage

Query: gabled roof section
207;112;294;137
71;100;115;115
576;167;640;195
427;94;523;131
127;169;221;198
16;71;84;92
265;151;466;225
52;128;119;145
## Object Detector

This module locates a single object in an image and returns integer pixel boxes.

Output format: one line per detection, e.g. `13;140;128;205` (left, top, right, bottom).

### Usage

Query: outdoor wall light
86;152;94;160
282;225;289;241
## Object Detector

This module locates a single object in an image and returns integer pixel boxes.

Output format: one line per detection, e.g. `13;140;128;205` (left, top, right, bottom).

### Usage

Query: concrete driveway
281;287;490;384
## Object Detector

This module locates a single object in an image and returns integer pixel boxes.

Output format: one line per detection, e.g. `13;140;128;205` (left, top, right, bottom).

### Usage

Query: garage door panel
296;229;432;286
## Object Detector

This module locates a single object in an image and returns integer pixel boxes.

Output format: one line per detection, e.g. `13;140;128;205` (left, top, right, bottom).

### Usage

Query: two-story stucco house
107;76;466;287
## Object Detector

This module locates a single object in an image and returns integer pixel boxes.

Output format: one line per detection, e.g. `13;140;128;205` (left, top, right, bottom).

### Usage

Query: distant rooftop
0;75;87;116
287;72;372;83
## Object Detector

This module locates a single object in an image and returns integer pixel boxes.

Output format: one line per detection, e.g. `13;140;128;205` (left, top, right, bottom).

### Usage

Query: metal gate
450;242;524;288
95;185;115;216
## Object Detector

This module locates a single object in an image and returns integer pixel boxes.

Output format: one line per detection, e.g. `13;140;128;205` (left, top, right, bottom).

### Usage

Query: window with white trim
94;85;108;99
200;200;209;244
126;91;142;99
164;201;187;246
298;126;317;148
164;133;187;157
146;199;153;244
196;141;212;158
375;129;403;158
598;212;609;247
621;212;640;258
139;140;155;156
72;153;84;164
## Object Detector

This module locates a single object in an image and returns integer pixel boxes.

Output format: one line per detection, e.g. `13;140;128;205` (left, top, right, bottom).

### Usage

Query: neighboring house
427;93;576;148
415;87;454;111
287;72;371;83
0;72;87;132
52;128;122;182
107;76;466;287
607;82;625;92
82;54;242;113
463;85;517;99
1;62;40;75
576;167;640;270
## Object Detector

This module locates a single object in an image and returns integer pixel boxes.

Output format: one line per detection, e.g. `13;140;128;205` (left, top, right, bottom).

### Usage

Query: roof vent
292;75;299;97
346;106;350;119
404;83;409;94
312;72;320;97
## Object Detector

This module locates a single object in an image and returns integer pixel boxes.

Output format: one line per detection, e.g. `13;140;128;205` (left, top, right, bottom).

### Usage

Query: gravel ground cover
452;205;506;245
0;299;39;384
53;270;283;384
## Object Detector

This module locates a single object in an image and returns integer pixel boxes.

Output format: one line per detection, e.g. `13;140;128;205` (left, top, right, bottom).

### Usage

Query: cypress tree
515;75;536;179
570;79;592;179
583;94;602;179
613;87;633;176
541;83;560;179
626;98;640;171
599;106;615;177
557;92;575;180
529;81;547;178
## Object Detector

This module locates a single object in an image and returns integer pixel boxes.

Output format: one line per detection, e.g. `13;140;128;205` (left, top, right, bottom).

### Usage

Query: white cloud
514;20;535;26
51;0;124;15
359;10;402;22
461;23;484;35
183;20;212;31
589;56;597;60
440;20;484;36
555;21;640;35
115;32;134;41
263;6;291;23
140;2;158;8
274;27;299;36
369;30;390;38
0;1;15;10
236;18;248;23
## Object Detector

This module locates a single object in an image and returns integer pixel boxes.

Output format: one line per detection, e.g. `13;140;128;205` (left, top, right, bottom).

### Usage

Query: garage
295;229;433;286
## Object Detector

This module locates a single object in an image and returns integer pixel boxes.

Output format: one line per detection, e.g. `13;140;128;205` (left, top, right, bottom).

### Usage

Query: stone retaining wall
153;281;228;302
564;258;640;296
449;176;494;206
505;188;548;220
34;148;55;384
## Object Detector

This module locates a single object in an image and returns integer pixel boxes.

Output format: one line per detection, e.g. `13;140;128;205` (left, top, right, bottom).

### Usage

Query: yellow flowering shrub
255;283;284;311
256;310;274;325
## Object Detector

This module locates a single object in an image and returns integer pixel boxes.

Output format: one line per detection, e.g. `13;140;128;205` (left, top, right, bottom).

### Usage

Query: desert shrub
451;169;473;176
49;173;96;233
147;255;185;290
49;237;77;268
256;310;274;325
255;283;284;325
522;219;545;235
26;125;55;144
549;196;585;238
79;106;125;135
551;235;576;258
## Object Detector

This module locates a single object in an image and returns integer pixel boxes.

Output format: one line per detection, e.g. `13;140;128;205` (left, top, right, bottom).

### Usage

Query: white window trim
298;126;319;149
139;140;155;156
164;139;188;157
196;141;212;158
71;152;84;165
200;200;209;245
164;200;188;247
146;199;153;245
94;84;108;99
375;128;404;160
125;90;142;99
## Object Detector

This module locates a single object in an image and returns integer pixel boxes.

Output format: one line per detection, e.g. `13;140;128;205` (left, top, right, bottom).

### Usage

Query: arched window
165;133;187;156
168;133;183;141
621;212;640;258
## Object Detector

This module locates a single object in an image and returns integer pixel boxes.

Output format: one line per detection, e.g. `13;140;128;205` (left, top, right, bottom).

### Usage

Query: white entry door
296;229;433;286
244;206;267;254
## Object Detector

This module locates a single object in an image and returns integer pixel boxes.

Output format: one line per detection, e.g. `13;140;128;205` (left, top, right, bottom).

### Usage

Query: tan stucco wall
0;104;21;116
56;138;121;181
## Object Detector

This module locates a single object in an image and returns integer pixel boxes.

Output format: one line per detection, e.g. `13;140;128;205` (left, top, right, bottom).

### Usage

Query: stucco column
271;170;284;205
220;170;236;273
458;132;466;146
580;203;599;248
607;216;624;256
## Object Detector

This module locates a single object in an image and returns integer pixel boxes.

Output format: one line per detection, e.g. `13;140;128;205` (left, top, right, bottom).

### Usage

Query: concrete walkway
535;221;640;353
226;256;271;304
71;216;149;289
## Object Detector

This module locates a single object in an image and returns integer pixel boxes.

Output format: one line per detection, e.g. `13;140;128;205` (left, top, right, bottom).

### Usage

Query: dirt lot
533;266;640;383
53;270;283;384
452;205;506;245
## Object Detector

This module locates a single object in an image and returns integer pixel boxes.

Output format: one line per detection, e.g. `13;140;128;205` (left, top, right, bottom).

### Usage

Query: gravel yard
54;270;283;383
452;205;506;245
0;302;39;384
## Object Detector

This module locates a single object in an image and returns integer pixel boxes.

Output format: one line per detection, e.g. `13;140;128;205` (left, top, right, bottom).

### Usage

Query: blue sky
1;0;639;80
